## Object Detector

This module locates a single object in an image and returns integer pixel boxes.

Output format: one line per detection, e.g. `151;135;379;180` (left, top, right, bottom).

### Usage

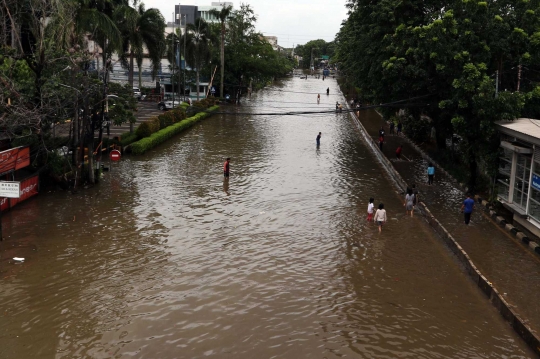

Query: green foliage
131;106;219;155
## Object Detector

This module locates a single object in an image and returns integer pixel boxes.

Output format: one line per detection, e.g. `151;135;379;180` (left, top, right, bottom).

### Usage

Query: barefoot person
427;163;435;185
374;203;387;233
223;158;230;178
404;188;415;217
367;197;375;222
461;193;475;225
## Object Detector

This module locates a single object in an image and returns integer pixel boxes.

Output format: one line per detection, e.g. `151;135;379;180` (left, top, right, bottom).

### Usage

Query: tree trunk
138;63;142;89
129;50;134;87
220;23;225;98
196;69;200;100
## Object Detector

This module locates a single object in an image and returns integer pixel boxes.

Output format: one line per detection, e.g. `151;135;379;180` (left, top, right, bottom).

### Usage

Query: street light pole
172;12;175;105
183;14;187;102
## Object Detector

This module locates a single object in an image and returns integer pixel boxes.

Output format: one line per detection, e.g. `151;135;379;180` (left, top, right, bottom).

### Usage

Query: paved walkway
106;101;163;138
357;108;540;334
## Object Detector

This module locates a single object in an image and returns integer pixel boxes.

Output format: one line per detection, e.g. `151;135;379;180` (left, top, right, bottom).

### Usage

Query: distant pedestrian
397;121;403;136
395;145;403;160
461;193;476;225
404;188;415;217
223;158;230;178
367;197;375;222
374;203;387;233
317;94;320;104
378;135;384;151
336;101;339;111
389;122;395;135
326;87;329;95
427;163;435;185
316;132;321;146
379;126;385;139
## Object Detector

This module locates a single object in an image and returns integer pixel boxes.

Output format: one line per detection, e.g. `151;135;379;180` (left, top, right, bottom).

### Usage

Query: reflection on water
0;76;534;358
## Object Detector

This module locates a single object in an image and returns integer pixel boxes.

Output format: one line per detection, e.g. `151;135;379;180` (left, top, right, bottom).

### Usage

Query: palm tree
183;18;214;100
119;3;166;88
208;5;233;98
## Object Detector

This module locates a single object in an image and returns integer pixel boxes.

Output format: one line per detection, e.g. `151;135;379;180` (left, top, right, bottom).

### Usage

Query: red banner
0;147;30;175
0;175;39;211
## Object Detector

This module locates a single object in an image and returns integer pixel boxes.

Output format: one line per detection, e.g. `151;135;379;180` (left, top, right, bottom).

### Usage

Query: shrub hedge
130;105;219;155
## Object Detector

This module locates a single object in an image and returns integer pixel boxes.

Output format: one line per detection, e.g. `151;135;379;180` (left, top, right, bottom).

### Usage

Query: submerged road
0;75;535;358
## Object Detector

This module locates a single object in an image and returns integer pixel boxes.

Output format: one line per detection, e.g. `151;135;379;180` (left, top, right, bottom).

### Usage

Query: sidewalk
358;108;540;334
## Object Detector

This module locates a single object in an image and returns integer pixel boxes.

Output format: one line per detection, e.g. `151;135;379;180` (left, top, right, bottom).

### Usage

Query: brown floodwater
0;76;535;358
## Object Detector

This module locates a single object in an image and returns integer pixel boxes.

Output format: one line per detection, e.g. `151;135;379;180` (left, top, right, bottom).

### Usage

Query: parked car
158;100;182;110
133;87;146;101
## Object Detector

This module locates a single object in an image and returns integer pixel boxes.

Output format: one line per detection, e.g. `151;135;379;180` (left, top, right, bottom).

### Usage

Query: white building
264;36;278;51
496;118;540;237
198;2;234;23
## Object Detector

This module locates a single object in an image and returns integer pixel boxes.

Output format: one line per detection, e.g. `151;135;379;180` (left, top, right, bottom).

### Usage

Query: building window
498;147;512;200
513;154;531;209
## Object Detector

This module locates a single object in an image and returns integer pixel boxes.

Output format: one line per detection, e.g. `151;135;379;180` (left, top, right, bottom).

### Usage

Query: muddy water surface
0;76;534;358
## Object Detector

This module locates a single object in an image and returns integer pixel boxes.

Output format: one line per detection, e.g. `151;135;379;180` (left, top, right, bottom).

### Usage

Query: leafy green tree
183;18;214;100
209;5;233;97
118;3;166;87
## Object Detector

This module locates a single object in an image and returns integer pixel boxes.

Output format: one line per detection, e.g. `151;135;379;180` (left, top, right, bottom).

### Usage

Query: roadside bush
136;121;153;139
120;132;138;146
131;105;219;155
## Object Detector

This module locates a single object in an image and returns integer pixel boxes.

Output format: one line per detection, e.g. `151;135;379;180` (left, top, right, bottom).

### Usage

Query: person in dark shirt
397;121;403;136
379;126;385;139
379;135;384;151
461;193;476;225
316;132;321;146
389;122;395;135
326;87;329;95
223;158;230;178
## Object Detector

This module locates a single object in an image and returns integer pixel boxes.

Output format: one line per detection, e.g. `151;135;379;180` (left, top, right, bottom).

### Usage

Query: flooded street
0;77;535;358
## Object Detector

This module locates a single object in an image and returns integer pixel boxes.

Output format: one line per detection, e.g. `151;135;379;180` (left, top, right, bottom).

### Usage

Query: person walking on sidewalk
223;158;230;178
461;193;475;225
395;145;403;160
427;163;435;185
404;188;415;217
378;135;384;151
367;197;375;222
316;132;321;146
374;203;387;233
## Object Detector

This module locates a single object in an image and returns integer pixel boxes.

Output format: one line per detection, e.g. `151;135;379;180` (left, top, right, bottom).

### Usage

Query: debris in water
13;257;24;262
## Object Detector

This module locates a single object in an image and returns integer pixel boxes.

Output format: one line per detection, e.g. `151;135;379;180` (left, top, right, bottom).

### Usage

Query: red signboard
1;175;39;212
109;150;121;162
0;147;30;175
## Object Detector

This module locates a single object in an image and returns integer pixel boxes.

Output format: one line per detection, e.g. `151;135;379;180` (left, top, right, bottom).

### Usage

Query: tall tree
209;5;233;98
118;3;166;87
183;17;214;100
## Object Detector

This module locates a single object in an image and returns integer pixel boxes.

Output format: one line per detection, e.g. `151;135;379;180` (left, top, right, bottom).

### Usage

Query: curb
346;102;540;356
475;196;540;257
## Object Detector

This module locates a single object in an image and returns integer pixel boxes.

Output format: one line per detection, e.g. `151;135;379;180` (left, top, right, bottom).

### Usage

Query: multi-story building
264;36;278;51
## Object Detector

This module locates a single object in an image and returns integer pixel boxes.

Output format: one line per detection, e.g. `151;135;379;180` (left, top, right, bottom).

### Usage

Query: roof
496;118;540;146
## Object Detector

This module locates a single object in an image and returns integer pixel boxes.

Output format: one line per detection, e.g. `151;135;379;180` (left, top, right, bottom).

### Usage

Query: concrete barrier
345;101;540;357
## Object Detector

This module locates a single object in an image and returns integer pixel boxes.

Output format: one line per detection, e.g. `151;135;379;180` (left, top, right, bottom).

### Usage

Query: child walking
374;203;387;233
367;197;374;221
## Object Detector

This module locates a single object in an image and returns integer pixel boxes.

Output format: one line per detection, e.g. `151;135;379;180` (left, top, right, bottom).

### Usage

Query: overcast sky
142;0;349;48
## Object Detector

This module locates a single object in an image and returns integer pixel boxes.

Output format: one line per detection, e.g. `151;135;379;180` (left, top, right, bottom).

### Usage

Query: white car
133;87;145;100
158;100;182;110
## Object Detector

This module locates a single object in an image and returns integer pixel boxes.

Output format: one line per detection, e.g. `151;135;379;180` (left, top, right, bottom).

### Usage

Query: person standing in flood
395;145;403;160
326;87;329;95
427;163;435;185
404;188;415;217
223;158;230;178
367;197;375;222
374;203;387;233
317;94;320;104
378;135;384;151
316;132;321;146
461;193;475;225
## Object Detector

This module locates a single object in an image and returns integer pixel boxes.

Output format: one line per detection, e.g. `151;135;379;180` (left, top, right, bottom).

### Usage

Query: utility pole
495;70;499;98
517;64;522;92
172;12;175;105
183;14;187;102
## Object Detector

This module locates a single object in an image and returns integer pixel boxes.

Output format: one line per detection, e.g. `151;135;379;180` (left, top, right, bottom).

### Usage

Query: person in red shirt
395;145;403;160
223;158;230;178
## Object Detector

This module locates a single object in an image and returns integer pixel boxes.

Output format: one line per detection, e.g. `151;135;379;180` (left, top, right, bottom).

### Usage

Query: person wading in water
223;158;230;178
